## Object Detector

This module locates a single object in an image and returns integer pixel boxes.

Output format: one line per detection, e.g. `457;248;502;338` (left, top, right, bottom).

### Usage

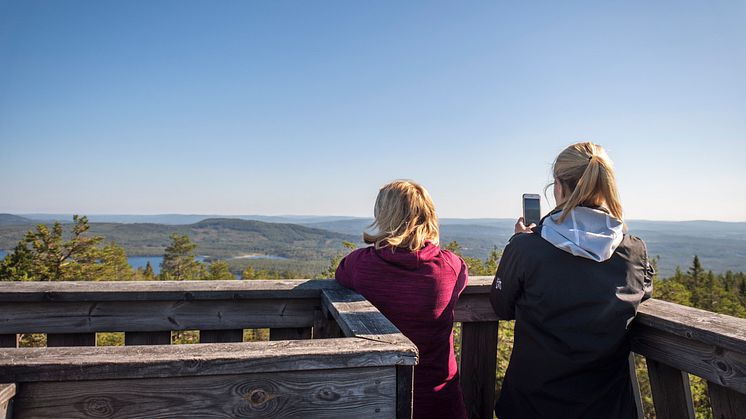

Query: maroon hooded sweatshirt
335;241;468;419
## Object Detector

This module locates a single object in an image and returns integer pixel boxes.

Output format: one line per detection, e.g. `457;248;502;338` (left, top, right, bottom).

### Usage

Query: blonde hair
553;142;623;223
363;180;439;251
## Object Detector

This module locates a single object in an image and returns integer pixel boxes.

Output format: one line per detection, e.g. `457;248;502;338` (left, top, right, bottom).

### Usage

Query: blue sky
1;1;744;221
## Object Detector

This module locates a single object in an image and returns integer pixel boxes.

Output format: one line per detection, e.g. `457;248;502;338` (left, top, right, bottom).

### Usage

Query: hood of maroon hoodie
375;241;442;270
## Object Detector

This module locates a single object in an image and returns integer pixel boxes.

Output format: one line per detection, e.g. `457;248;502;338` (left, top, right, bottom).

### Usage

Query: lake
0;250;205;276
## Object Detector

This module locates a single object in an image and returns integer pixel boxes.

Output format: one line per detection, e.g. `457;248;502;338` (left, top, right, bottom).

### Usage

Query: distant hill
2;215;744;277
0;218;359;262
0;214;33;226
17;213;363;225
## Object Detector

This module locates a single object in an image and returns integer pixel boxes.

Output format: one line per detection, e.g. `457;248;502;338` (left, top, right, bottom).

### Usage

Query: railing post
628;354;645;419
0;335;17;348
47;333;96;347
200;329;243;343
708;381;746;419
646;359;695;419
460;321;499;419
396;365;413;419
125;331;171;345
269;328;312;341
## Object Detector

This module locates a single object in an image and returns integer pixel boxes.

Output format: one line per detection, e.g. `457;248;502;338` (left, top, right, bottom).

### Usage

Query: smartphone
522;194;541;227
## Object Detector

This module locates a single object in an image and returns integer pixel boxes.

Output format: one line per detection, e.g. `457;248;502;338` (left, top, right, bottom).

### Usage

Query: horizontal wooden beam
321;289;417;353
0;279;345;302
0;277;495;303
0;299;317;334
454;293;498;323
635;298;746;356
0;338;416;384
631;323;746;394
12;367;396;418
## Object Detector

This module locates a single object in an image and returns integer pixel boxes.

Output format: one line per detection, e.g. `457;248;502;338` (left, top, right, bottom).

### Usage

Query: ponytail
553;143;623;223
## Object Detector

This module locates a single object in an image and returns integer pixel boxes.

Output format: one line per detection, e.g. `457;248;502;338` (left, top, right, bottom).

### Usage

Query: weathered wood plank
629;354;644;419
0;278;495;303
460;276;494;294
0;383;14;419
0;334;18;348
0;338;417;383
0;384;14;405
635;298;746;355
46;333;95;347
708;381;746;419
269;328;312;341
321;289;416;349
630;323;746;394
125;331;171;346
12;367;396;418
646;358;695;419
0;299;317;334
460;321;498;419
454;293;498;323
313;309;342;339
200;329;243;343
396;365;413;419
0;279;343;302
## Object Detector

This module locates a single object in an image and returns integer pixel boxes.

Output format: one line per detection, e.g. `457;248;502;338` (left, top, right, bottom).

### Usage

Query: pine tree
143;261;155;280
1;216;103;281
241;265;256;280
160;234;202;280
204;260;234;280
688;255;704;282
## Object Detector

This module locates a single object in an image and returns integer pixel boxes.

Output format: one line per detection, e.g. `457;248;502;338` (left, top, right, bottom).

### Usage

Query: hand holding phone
521;194;541;232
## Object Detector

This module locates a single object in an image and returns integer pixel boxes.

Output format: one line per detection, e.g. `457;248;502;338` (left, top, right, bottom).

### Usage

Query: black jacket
490;223;653;419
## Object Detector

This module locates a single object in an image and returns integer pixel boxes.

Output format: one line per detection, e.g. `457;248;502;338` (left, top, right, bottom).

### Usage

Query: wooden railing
0;280;417;418
458;276;746;419
1;277;745;418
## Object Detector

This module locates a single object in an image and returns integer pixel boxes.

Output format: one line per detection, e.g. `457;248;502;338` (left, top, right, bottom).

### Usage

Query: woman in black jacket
490;142;653;419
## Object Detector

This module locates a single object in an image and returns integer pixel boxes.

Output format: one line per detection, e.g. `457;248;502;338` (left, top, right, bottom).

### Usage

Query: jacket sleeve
490;239;526;320
642;243;655;301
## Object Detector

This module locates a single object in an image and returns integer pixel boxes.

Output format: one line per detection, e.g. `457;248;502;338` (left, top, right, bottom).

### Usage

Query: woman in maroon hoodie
335;180;468;419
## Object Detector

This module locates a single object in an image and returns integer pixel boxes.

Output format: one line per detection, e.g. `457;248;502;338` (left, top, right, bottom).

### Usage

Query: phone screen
523;195;541;227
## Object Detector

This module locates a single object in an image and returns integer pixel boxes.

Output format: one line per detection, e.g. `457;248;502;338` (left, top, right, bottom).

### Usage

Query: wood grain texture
454;293;498;323
396;365;413;419
12;367;396;419
636;298;746;355
0;338;417;383
0;384;14;405
321;289;418;352
269;328;312;341
460;321;498;419
646;358;695;419
0;278;494;303
200;329;243;343
313;309;342;339
630;323;746;394
125;331;171;346
0;299;317;334
0;334;18;348
708;381;746;419
0;279;344;302
46;333;95;347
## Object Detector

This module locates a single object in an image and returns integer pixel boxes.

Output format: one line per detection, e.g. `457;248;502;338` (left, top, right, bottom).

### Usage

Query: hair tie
588;155;593;162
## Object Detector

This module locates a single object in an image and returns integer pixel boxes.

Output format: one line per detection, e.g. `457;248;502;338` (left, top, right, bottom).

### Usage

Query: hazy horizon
6;212;746;224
